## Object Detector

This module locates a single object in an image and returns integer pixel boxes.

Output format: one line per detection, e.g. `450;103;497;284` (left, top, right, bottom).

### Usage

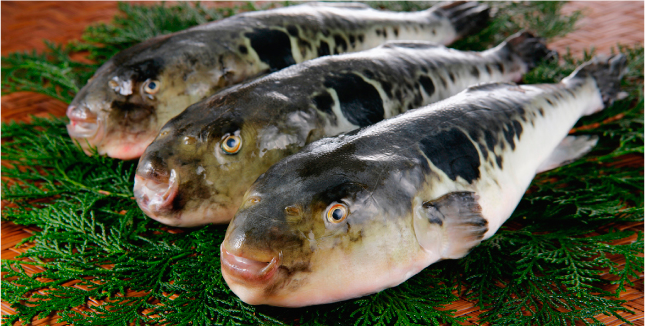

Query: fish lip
66;105;101;140
133;169;180;221
220;244;281;285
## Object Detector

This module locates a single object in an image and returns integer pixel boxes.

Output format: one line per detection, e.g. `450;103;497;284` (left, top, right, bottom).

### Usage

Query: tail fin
434;1;490;40
567;54;628;108
502;31;557;70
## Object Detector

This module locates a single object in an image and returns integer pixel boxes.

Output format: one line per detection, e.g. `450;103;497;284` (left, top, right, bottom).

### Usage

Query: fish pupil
148;82;157;90
332;208;344;220
226;138;237;148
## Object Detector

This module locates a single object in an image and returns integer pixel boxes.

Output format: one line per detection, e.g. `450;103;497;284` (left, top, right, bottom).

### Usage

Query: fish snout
220;243;280;285
66;105;99;139
133;157;179;221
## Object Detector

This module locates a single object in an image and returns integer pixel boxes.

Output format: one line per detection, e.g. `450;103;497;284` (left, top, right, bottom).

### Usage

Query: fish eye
326;203;348;223
221;135;242;154
143;80;161;94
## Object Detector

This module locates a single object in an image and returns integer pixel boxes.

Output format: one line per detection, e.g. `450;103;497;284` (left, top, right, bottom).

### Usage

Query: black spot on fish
438;75;447;88
286;25;298;37
431;28;436;35
318;41;331;57
323;73;384;127
418;76;435;97
349;35;356;47
538;107;545;116
238;45;248;54
382;29;388;38
245;29;295;71
419;129;481;183
512;120;523;140
111;101;155;123
484;130;496;152
381;81;393;97
448;72;455;83
362;69;375;80
312;92;334;115
496;155;503;169
545;98;554;106
471;66;480;78
393;27;399;37
376;29;382;36
485;65;492;75
478;143;489;160
358;34;364;43
503;125;516;150
322;29;330;37
126;58;165;82
496;63;505;74
334;35;348;52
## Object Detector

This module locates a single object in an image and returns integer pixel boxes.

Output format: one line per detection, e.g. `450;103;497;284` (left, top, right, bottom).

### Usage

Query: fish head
134;89;303;227
134;84;311;227
67;32;244;160
221;136;428;307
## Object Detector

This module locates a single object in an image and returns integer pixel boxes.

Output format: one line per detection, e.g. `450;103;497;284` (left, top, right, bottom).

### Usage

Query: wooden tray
2;1;643;325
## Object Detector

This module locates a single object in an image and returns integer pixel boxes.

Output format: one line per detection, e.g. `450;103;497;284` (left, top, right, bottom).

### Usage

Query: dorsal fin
413;192;488;259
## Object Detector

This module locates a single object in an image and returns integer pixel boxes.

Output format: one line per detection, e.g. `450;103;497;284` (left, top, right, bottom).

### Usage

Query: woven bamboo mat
1;1;643;325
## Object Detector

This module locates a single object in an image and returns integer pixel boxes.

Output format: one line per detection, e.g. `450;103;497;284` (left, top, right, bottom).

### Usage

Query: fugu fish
220;55;626;307
134;31;553;227
65;1;490;160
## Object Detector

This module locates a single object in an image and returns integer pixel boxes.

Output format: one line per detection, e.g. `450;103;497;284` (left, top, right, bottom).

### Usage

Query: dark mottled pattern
312;92;334;115
334;35;348;52
419;129;480;183
318;41;331;57
323;73;384;127
286;25;299;37
111;100;155;124
418;75;435;96
245;28;295;70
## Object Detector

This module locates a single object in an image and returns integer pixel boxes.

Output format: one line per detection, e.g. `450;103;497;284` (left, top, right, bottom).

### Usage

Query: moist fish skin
220;55;626;307
66;2;490;160
134;31;552;227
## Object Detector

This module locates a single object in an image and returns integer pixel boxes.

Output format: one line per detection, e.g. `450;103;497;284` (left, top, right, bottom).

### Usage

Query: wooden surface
2;1;644;325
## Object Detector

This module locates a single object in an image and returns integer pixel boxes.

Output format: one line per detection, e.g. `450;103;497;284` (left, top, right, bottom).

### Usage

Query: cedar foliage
1;2;643;325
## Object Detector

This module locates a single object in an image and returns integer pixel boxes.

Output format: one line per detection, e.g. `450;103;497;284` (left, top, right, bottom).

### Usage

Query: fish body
134;32;551;227
220;55;626;307
66;1;490;159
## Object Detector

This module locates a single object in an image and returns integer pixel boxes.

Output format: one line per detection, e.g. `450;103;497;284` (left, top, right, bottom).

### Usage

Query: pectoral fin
413;192;488;259
536;135;598;173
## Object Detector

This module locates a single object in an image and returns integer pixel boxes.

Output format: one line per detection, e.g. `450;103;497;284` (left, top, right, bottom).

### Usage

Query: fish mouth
133;169;180;222
220;245;280;285
66;105;101;139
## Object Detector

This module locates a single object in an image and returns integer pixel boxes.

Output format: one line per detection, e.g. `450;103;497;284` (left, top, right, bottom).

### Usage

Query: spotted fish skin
66;2;490;160
220;55;626;307
134;31;549;227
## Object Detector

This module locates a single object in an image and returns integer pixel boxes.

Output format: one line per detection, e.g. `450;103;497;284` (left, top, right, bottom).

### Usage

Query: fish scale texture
0;1;643;325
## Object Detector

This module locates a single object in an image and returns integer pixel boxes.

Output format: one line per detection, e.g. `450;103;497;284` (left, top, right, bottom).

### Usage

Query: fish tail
567;54;628;108
434;1;490;39
502;31;557;70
